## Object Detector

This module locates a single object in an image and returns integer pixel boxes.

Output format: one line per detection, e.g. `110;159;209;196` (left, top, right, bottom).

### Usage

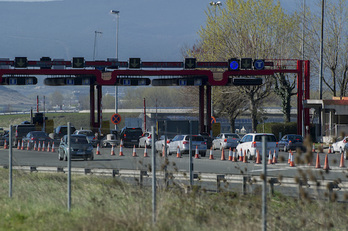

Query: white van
236;133;278;160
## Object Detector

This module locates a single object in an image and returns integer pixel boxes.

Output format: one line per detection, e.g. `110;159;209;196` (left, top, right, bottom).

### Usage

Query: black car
22;131;52;149
119;127;143;147
58;134;94;161
278;134;305;152
54;125;76;140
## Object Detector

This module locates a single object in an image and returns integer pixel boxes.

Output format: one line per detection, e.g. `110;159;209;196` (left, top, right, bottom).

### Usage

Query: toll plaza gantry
0;57;310;135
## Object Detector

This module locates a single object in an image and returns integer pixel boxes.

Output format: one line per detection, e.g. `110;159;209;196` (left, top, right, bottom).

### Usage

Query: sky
0;0;316;63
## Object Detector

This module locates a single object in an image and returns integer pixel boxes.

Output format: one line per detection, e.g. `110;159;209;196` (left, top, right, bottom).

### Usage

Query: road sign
240;58;253;69
14;57;27;68
228;58;240;71
211;116;216;124
111;113;121;125
184;58;196;69
129;58;141;69
179;79;187;86
123;79;131;85
253;59;265;70
9;78;17;85
72;57;84;68
66;78;75;85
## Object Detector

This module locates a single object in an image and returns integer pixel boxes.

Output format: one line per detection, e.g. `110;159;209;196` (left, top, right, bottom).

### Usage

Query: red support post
206;85;212;134
304;61;310;135
199;85;205;134
96;85;102;130
297;60;303;136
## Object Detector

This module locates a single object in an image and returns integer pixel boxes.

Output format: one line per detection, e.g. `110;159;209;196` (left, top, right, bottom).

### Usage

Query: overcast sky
0;0;317;62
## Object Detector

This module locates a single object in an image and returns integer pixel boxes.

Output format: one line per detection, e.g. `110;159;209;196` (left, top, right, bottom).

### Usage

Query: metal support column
90;84;95;131
297;60;303;135
199;85;205;134
304;61;311;135
206;85;212;134
96;85;102;130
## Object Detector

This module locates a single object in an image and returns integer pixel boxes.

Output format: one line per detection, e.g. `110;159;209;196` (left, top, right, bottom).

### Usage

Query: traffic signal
40;57;52;69
184;58;196;69
232;78;262;86
228;58;240;71
72;57;85;68
129;58;141;69
240;58;253;69
14;57;28;68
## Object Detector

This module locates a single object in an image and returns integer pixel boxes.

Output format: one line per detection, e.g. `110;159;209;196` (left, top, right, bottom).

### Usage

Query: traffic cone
51;142;55;152
111;145;115;156
195;146;200;159
220;148;225;160
239;148;243;161
315;152;321;168
312;143;315;152
272;150;277;164
177;146;181;158
268;151;273;165
232;148;237;162
209;147;214;160
119;143;124;156
228;148;233;161
27;141;30;151
323;154;330;170
17;140;21;150
96;143;101;155
4;140;8;149
47;142;51;152
33;141;37;151
339;152;345;168
162;145;165;157
243;150;248;163
38;141;41;151
255;149;261;164
132;145;137;157
144;146;149;157
21;140;24;150
42;142;45;152
328;144;332;154
288;151;291;164
289;151;295;167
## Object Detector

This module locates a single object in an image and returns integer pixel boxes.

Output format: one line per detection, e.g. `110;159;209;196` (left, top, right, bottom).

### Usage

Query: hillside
0;85;33;105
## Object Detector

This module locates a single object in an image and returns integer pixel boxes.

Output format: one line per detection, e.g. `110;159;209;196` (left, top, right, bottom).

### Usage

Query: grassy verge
0;169;347;231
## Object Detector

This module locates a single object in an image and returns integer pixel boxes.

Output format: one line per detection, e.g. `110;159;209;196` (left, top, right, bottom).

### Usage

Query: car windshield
225;134;239;139
185;136;204;141
71;137;88;144
289;135;303;141
255;135;276;142
32;132;47;137
79;131;94;136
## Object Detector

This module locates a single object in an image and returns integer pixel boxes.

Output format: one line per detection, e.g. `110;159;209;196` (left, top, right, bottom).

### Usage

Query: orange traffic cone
312;143;315;152
4;140;8;149
288;151;291;164
328;144;332;154
42;142;45;152
37;141;41;151
27;141;30;151
272;150;277;164
162;145;165;157
132;145;137;157
33;141;37;151
21;140;24;150
289;151;295;167
119;143;124;156
209;147;214;160
47;142;51;152
228;148;233;161
239;148;243;161
51;142;55;152
268;151;273;165
232;148;237;162
96;143;101;155
255;149;261;164
17;140;21;150
315;152;321;168
243;150;248;163
177;146;181;158
144;146;149;157
195;146;200;159
220;148;225;160
339;152;345;168
323;154;330;170
111;145;115;156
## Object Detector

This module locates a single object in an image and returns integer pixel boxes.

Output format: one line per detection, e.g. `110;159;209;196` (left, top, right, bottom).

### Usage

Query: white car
236;133;279;160
332;136;348;153
73;130;97;146
155;135;169;153
167;134;207;157
212;133;240;150
138;132;152;148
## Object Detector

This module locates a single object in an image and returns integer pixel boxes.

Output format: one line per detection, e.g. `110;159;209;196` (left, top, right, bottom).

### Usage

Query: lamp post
110;10;120;131
93;31;102;61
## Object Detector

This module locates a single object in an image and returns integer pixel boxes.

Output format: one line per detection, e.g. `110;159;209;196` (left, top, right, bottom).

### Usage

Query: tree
49;91;64;108
186;0;300;131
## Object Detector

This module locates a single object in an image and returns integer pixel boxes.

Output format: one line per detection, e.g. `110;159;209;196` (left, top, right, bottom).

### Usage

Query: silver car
167;135;207;157
138;132;152;148
212;133;240;150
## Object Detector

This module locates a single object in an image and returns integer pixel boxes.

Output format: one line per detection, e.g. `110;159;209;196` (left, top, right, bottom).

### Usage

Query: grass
0;169;347;231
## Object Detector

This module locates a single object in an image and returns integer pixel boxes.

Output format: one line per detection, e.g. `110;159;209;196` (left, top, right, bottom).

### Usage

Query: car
167;134;207;157
73;130;97;146
332;136;348;153
200;132;213;149
212;133;240;150
22;131;52;149
278;134;305;152
119;127;143;147
344;143;348;159
236;133;279;160
138;132;152;148
14;124;37;145
58;134;94;161
53;125;76;140
102;134;119;147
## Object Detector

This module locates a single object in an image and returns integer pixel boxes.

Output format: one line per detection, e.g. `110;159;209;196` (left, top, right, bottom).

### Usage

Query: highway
1;146;347;200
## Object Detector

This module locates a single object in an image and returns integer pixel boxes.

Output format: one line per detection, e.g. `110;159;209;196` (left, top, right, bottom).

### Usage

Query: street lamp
93;31;102;61
110;10;120;130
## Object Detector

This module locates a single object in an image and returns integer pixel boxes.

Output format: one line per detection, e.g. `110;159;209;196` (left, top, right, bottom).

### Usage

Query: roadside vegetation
0;169;347;231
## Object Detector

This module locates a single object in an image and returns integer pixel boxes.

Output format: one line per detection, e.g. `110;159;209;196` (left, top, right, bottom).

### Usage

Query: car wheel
283;146;287;152
58;150;63;161
64;152;67;161
219;144;223;151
